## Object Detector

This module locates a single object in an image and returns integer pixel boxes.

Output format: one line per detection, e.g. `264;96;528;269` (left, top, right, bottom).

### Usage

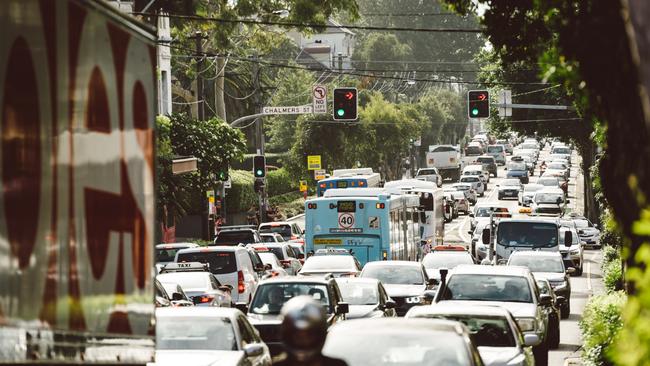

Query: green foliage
225;170;257;214
604;260;623;294
272;194;308;218
580;291;626;366
266;168;297;197
353;33;412;71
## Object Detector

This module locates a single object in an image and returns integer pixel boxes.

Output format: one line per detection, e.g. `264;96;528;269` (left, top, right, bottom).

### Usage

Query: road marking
587;261;592;291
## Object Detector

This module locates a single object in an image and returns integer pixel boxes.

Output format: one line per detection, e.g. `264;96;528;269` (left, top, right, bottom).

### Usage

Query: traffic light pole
251;52;267;224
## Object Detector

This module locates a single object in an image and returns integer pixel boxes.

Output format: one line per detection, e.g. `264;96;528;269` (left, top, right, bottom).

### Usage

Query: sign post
312;85;327;114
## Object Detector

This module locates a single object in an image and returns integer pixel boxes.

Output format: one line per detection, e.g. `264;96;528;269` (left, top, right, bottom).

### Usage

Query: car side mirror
218;285;233;294
555;296;566;307
468;230;474;235
564;231;573;247
244;343;264;358
481;228;491;245
427;278;439;287
298;253;305;260
469;213;474;217
422;290;437;303
539;294;552;306
336;302;349;315
234;302;249;314
578;229;585;235
171;292;184;301
384;299;396;309
301;229;306;235
566;267;576;274
523;334;541;347
264;263;272;270
255;263;265;272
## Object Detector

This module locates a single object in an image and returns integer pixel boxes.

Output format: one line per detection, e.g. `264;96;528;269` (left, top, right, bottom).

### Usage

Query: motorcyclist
273;296;348;366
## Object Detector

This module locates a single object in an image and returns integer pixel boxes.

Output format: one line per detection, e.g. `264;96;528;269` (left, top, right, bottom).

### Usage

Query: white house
289;18;356;70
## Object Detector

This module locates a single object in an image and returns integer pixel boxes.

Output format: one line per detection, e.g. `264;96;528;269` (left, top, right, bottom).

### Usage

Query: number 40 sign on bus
338;213;355;228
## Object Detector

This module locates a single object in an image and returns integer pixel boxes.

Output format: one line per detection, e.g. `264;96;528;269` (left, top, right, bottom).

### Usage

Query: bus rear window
176;252;237;274
336;180;348;188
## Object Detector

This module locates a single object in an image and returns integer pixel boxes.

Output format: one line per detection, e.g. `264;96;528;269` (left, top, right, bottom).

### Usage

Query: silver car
451;182;477;205
519;184;544;207
407;304;537;366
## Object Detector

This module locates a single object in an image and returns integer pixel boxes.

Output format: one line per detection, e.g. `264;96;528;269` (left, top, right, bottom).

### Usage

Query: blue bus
316;168;381;197
305;188;421;265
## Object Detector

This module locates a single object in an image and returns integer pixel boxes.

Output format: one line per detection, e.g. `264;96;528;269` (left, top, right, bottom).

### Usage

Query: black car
239;275;349;355
212;225;261;246
476;155;498;178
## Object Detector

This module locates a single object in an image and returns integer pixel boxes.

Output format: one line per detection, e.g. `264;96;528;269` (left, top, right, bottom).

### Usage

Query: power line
133;12;483;33
511;84;562;97
361;12;465;16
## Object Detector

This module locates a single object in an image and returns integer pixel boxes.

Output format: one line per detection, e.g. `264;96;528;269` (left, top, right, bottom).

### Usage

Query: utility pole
251;52;267;224
191;31;206;121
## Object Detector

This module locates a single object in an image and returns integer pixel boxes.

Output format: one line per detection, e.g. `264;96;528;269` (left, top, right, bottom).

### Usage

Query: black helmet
280;296;328;361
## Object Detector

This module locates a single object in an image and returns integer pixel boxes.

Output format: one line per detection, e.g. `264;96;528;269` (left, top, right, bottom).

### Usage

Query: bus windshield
497;222;558;248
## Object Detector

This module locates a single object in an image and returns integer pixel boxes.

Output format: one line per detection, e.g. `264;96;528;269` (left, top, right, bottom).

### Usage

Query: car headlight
570;248;580;255
516;317;536;332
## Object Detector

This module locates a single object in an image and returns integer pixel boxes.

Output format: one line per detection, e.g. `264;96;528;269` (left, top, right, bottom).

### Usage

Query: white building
157;14;172;115
289;18;356;70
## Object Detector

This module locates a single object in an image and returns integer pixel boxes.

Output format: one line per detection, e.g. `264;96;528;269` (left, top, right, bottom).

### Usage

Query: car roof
156;306;241;318
509;250;563;259
156;243;199;249
259;222;294;227
249;243;287;248
179;246;244;254
464;165;485;170
334;277;380;285
450;264;532;277
408;303;513;318
258;276;332;285
329;318;467;335
363;260;422;267
537;187;564;193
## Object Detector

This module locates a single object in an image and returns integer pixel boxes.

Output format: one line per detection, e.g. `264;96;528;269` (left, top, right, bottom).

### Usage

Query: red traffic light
344;92;354;100
477;93;487;101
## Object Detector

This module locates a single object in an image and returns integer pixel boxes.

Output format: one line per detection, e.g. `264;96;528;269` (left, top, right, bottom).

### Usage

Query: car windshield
477;157;494;163
440;274;533;303
415;314;516;348
573;219;591;228
260;235;277;243
323;328;471;366
501;180;520;187
475;207;493;217
522;143;538;150
538;178;559;186
302;256;355;271
250;283;331;314
466;146;483;156
255;247;285;260
417;169;437;176
451;192;465;200
337;281;379;305
460;177;479;183
156;247;186;263
422;253;473;269
524;185;543;193
156;316;236;351
509;256;564;273
507;162;526;171
157;272;211;290
554;147;571;154
214;231;255;245
176;251;237;275
259;224;292;239
362;265;424;285
497;222;558;248
487;146;503;153
452;185;470;191
535;192;564;204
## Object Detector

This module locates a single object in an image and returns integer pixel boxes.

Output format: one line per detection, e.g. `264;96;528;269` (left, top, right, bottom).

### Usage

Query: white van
175;246;262;304
486;144;506;165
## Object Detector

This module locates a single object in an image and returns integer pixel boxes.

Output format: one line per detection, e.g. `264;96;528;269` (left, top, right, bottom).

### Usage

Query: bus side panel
0;0;155;362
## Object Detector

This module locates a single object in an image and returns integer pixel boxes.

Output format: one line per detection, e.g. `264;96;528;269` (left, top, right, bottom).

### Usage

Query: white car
248;243;303;275
451;182;477;205
519;183;544;207
415;168;443;187
175;246;261;304
460;175;485;197
559;227;584;275
155;307;272;366
158;263;233;307
257;252;289;278
463;164;490;184
259;233;285;243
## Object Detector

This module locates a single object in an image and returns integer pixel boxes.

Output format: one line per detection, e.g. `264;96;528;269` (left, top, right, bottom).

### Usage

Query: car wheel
561;301;571;319
548;317;560;349
533;338;549;366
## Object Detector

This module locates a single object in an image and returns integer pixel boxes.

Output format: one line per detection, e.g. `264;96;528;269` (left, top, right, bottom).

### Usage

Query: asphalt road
441;146;604;366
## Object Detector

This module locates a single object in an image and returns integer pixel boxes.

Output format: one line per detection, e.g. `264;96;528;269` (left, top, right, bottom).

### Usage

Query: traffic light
253;155;266;178
333;87;358;121
254;178;265;193
468;90;490;118
216;165;229;181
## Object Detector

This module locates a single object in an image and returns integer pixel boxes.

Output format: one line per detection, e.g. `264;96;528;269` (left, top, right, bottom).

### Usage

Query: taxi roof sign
160;262;209;273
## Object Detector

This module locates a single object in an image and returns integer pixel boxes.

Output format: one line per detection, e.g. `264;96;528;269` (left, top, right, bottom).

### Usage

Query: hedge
225;170;257;213
580;291;626;366
602;245;624;293
266;168;297;197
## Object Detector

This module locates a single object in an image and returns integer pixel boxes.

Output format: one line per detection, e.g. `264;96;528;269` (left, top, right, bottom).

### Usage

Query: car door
237;315;270;366
378;283;396;317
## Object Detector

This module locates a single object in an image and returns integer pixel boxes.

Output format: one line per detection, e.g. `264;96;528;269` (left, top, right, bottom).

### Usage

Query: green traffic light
337;108;345;117
256;169;263;176
472;108;479;116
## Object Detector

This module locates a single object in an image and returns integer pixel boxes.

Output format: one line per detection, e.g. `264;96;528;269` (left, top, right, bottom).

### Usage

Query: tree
353;33;413;72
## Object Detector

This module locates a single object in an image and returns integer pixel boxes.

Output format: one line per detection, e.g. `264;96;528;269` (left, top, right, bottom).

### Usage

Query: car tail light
198;295;214;304
237;271;245;294
359;181;365;186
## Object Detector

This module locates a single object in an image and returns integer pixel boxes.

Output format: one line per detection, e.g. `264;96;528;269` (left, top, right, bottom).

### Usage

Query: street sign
338;213;355;228
312;85;327;114
314;169;326;181
262;105;313;115
498;89;512;117
307;155;321;170
299;180;308;192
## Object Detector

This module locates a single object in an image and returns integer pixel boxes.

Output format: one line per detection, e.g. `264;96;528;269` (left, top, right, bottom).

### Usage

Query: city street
441;146;604;365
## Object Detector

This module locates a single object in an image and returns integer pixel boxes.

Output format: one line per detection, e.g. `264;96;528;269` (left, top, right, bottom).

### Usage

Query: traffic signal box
468;90;490;118
253;155;266;178
333;87;358;121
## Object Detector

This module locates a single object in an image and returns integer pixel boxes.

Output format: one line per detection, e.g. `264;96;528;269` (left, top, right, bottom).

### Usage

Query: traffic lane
549;248;603;365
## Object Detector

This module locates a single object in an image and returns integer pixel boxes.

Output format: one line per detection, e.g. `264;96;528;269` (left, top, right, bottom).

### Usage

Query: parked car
360;261;437;316
335;278;397;319
175;246;262;304
435;264;552;365
322;318;486;366
241;276;349;355
407;304;537;366
156;307;272;366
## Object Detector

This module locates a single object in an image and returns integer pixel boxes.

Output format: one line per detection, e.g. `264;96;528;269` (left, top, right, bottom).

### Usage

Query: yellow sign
313;238;342;245
208;196;215;203
307;155;321;170
299;180;308;192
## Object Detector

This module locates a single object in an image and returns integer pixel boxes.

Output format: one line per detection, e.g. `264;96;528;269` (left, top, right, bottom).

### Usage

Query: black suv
238;275;349;355
212;225;261;246
476;155;498;178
